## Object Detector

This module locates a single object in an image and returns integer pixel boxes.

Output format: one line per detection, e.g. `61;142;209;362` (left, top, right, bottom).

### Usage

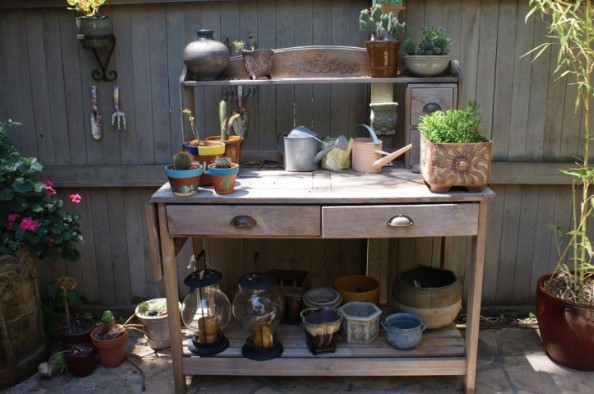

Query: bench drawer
166;205;321;237
322;204;478;238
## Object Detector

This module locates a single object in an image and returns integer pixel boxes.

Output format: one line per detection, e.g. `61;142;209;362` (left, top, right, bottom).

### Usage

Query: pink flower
43;180;53;187
19;217;40;231
69;194;82;204
8;213;20;222
42;180;57;196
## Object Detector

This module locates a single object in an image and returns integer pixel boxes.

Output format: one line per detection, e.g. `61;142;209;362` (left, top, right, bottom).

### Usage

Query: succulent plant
359;5;405;41
173;151;193;170
404;27;451;56
214;156;232;168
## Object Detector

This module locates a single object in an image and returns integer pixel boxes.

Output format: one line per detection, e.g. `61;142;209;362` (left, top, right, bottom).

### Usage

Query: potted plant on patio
56;276;95;346
527;0;594;371
403;26;452;76
135;298;174;350
90;310;144;368
359;4;406;77
417;102;493;193
66;0;112;49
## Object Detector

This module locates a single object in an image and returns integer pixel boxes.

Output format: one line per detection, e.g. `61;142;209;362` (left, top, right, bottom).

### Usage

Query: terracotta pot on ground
364;40;401;78
536;273;594;371
90;326;128;368
419;135;493;193
65;343;95;377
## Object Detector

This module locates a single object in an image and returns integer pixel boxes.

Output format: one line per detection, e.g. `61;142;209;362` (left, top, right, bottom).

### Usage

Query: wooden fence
0;0;585;308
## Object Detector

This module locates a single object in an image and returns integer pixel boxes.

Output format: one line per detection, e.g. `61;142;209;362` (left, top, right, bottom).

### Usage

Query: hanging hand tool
111;85;127;131
90;85;102;141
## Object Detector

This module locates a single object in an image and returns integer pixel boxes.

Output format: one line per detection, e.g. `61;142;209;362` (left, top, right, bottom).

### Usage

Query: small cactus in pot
404;27;451;55
207;157;239;195
173;151;194;170
214;156;232;168
164;151;203;196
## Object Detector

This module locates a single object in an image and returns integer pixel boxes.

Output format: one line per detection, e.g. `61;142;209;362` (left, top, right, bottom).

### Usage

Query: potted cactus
90;310;144;368
358;4;406;77
403;27;452;76
163;151;203;196
135;298;178;350
206;156;240;195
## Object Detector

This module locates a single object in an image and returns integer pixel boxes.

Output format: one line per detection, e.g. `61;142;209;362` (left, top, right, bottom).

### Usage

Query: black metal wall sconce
77;33;117;82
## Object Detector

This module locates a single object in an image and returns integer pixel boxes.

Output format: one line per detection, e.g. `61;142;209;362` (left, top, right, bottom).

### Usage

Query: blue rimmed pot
382;312;427;350
206;163;239;195
164;162;203;197
182;141;225;186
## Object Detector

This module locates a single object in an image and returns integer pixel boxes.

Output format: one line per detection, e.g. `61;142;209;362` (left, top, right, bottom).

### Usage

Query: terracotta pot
75;16;112;49
65;343;95;377
59;318;95;347
205;135;245;164
90;326;128;368
364;40;401;78
163;163;203;197
536;273;594;370
207;163;239;195
419;134;492;193
182;141;225;186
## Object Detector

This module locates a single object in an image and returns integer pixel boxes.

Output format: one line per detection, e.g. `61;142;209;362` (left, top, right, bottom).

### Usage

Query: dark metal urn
183;29;230;80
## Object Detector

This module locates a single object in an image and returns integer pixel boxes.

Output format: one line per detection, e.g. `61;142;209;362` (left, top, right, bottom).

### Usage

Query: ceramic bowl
382;312;427;350
403;55;450;77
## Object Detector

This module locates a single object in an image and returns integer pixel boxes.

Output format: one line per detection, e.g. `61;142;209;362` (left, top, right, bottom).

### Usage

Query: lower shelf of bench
181;322;468;377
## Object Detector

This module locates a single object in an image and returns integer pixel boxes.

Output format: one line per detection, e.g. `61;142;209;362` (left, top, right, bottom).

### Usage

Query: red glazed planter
90;326;128;368
536;273;594;370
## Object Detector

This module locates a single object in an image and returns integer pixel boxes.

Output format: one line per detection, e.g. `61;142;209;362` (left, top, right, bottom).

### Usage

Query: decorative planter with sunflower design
419;134;492;193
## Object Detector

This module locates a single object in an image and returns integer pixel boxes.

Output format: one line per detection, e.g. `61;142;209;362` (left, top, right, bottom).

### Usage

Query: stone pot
536;273;594;370
135;298;174;350
391;265;462;329
419;134;493;193
403;55;451;77
382;312;427;350
183;29;230;80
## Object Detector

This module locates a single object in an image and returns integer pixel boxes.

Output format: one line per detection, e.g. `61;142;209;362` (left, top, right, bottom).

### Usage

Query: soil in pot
65;343;95;377
59;317;95;346
536;273;594;370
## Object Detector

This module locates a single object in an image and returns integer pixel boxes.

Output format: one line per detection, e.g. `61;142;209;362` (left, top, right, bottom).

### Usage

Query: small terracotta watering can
352;124;412;173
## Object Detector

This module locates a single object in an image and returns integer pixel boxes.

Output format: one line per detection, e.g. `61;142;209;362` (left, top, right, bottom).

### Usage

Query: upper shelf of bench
180;45;461;86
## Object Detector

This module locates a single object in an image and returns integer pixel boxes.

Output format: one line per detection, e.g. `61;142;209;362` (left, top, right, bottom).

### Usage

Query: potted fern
358;4;406;77
527;0;594;371
403;26;452;76
418;102;492;193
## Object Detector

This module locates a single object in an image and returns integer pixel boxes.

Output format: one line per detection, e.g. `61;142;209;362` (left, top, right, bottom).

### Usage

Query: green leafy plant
526;0;594;305
66;0;106;17
137;300;167;317
232;40;245;54
404;27;452;55
0;120;83;261
418;102;487;144
359;5;405;41
95;310;144;339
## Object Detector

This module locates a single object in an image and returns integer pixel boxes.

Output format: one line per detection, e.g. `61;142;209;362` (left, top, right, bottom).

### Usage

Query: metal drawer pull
387;215;414;227
231;215;257;228
423;102;442;114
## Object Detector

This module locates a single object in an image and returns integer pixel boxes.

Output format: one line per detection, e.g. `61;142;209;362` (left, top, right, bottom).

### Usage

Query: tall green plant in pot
527;0;594;370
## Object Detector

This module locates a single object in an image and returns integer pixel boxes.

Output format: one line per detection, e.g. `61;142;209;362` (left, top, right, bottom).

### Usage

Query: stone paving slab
3;328;593;394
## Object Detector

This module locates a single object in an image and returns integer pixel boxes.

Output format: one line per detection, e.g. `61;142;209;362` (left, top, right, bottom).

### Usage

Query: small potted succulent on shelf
66;0;112;49
232;35;273;80
135;298;176;350
418;102;492;193
206;156;240;195
90;310;144;368
359;4;406;77
403;26;452;76
164;151;203;197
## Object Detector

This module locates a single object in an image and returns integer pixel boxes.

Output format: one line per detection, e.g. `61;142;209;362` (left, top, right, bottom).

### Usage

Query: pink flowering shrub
1;121;83;261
